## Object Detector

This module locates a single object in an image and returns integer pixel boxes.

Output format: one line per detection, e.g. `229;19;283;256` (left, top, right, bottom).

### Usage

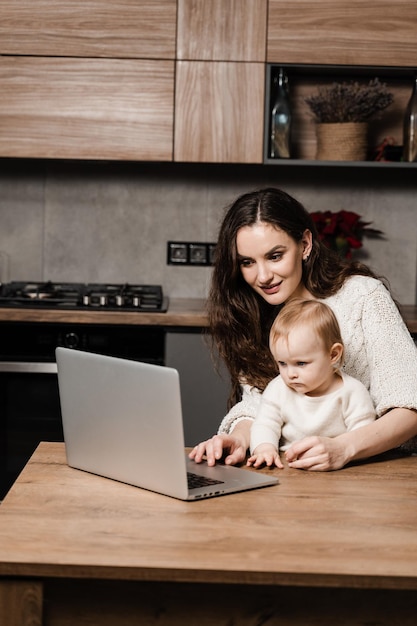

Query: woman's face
236;222;312;305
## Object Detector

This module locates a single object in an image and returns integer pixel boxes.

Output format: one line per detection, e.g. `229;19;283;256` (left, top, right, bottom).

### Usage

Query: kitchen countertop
0;298;208;328
0;299;416;332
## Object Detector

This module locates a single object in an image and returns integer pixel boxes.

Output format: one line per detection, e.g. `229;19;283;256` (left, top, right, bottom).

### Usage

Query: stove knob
115;295;123;307
133;296;140;307
64;332;79;349
83;295;90;306
99;295;107;307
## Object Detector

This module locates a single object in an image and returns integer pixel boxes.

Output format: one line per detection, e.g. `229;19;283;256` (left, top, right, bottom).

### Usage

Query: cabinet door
174;61;265;163
0;0;176;59
177;0;267;61
165;331;229;447
0;57;174;161
268;0;417;66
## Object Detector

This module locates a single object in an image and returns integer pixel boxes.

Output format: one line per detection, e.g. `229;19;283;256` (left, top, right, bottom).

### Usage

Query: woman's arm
285;407;417;471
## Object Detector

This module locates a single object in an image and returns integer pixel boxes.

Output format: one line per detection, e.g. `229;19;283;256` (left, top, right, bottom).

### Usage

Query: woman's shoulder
340;274;383;295
327;275;387;304
322;275;397;328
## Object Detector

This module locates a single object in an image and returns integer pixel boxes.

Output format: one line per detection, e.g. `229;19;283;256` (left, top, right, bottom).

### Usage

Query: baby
248;299;376;469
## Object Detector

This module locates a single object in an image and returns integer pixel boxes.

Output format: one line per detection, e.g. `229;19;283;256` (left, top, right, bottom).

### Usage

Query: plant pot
315;122;368;161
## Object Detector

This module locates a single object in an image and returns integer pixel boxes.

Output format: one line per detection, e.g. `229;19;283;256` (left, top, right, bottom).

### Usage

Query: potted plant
310;209;384;259
305;79;394;161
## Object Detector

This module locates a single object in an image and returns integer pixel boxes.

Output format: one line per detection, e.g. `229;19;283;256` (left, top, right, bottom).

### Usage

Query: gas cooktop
0;281;168;312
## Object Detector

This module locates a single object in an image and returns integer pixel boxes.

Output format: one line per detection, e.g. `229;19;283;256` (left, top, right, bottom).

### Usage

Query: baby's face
271;326;339;397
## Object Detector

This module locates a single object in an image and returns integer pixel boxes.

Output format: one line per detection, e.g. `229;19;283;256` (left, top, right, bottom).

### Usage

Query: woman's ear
302;229;313;259
330;342;344;367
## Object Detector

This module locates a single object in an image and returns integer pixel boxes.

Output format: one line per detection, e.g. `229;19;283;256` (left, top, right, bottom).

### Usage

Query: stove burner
0;281;168;312
19;282;81;304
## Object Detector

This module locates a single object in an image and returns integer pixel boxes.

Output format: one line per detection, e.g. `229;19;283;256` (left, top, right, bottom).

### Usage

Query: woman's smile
261;280;282;295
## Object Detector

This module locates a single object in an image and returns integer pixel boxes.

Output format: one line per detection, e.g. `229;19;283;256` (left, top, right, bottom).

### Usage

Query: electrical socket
167;241;216;266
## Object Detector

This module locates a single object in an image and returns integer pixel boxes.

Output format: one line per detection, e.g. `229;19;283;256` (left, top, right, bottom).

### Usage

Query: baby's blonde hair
270;299;344;365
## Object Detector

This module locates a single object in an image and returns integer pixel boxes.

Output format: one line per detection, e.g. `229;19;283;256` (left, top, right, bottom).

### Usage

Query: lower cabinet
165;331;229;447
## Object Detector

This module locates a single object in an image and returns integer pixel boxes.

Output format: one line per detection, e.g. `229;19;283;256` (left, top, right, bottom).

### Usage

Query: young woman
189;187;417;471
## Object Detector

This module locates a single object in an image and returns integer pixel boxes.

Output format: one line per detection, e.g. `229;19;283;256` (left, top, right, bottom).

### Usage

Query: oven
0;282;168;499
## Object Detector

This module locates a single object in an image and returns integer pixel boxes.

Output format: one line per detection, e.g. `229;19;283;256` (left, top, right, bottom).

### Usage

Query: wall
0;159;416;304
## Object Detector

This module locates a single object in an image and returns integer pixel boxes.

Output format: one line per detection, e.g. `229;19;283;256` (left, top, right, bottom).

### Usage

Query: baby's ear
330;342;344;366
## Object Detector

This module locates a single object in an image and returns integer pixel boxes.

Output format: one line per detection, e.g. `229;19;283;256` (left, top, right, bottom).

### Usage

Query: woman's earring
303;254;309;262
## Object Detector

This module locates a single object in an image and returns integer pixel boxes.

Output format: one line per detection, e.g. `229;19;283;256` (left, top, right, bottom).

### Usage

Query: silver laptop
55;347;278;500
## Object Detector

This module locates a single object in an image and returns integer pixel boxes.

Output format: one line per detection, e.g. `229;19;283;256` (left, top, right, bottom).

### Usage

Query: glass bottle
269;68;291;159
403;75;417;162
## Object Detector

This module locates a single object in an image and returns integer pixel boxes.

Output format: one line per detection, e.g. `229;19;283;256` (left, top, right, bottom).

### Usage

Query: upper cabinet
0;0;415;163
175;0;267;163
267;0;417;66
177;0;267;62
174;61;265;163
0;56;174;161
0;0;176;161
0;0;177;59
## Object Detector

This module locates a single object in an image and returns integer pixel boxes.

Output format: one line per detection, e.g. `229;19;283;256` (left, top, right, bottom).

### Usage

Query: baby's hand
247;443;283;469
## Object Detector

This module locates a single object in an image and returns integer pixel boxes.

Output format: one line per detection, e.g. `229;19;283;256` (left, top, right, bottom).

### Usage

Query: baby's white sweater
219;276;417;437
250;372;376;453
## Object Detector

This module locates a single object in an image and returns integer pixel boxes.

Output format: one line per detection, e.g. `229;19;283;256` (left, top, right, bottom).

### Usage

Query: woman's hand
284;435;350;471
189;419;253;467
189;433;248;467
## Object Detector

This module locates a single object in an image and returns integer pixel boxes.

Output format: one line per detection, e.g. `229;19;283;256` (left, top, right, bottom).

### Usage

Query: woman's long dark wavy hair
208;188;381;409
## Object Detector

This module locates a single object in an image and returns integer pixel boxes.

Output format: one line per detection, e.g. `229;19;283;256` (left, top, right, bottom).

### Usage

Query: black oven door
0;362;63;499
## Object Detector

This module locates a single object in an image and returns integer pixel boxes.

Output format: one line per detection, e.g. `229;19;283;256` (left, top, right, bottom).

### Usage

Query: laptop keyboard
187;471;224;490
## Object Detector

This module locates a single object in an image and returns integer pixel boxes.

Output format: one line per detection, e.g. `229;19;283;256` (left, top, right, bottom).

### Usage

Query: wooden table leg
0;579;43;626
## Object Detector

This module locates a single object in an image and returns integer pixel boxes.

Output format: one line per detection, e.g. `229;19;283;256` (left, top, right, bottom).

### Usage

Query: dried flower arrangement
305;79;394;124
310;210;383;259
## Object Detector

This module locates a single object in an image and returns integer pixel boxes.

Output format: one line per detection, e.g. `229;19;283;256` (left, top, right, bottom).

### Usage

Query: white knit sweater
250;372;376;454
218;276;417;449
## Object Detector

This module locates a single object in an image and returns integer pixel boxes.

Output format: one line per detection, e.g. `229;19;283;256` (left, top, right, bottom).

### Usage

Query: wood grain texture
1;443;417;624
174;61;265;163
267;0;417;66
0;0;177;59
0;298;209;326
0;443;416;589
0;580;43;626
177;0;267;61
0;56;174;161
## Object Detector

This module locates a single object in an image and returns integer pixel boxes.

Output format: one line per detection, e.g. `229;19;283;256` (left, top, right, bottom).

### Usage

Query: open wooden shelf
264;64;417;167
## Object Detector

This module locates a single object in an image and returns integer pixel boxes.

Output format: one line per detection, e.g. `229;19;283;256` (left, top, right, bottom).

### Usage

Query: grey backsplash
0;159;416;303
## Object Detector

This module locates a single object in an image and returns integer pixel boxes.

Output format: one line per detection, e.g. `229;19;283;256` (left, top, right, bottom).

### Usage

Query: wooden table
0;443;416;626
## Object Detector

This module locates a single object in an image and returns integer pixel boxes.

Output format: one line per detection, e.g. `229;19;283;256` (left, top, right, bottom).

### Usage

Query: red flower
310;210;383;259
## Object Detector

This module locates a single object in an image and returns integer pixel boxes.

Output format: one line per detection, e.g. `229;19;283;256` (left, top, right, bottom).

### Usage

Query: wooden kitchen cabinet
177;0;267;62
0;56;174;161
0;0;177;161
0;0;176;59
175;1;267;164
174;61;265;163
267;0;417;67
165;331;229;446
